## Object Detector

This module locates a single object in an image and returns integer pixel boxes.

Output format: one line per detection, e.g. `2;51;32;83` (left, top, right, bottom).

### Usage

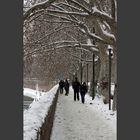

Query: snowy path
51;87;116;140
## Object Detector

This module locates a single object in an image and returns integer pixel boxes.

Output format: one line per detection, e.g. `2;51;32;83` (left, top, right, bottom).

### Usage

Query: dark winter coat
80;83;88;94
59;80;64;88
72;80;80;92
64;80;69;90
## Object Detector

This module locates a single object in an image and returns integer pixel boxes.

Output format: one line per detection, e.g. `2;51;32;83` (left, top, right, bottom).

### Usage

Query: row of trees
23;0;117;110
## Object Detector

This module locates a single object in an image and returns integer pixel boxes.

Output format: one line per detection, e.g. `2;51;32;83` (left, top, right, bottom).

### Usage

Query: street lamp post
80;48;83;84
86;63;89;86
75;71;77;77
92;27;96;100
73;72;75;80
80;60;83;84
108;48;112;110
92;54;95;100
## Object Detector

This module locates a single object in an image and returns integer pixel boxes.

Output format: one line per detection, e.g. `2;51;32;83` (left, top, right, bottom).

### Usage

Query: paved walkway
50;88;116;140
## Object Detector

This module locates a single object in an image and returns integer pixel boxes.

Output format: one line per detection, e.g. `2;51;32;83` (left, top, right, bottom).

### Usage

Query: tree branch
24;0;56;20
47;9;88;16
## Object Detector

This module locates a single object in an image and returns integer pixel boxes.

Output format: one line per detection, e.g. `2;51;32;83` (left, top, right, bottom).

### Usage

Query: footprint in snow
106;118;110;120
110;113;114;115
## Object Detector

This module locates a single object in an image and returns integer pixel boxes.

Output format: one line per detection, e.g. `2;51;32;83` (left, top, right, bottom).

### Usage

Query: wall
36;88;59;140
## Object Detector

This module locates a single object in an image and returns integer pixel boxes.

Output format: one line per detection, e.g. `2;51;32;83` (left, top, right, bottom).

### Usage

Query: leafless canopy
23;0;117;83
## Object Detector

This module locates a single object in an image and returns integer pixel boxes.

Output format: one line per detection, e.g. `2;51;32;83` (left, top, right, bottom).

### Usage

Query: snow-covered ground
88;82;115;96
51;87;116;140
23;88;46;111
24;88;46;100
24;85;58;140
24;85;116;140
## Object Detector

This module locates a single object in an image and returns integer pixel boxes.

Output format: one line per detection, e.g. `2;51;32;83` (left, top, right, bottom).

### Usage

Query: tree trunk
112;48;117;110
98;44;109;104
112;84;117;111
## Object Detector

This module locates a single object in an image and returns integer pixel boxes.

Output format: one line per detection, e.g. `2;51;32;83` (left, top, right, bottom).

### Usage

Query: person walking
72;77;80;101
64;79;70;96
80;82;88;104
59;80;64;94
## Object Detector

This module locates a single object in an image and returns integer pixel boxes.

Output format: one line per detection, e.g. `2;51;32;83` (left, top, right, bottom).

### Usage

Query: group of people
72;77;88;104
59;79;69;96
59;77;88;104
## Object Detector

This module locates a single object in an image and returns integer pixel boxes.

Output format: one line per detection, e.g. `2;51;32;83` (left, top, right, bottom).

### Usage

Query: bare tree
23;0;117;110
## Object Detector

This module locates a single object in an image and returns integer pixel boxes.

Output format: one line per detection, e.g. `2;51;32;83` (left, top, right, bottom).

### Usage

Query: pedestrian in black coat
72;77;80;101
80;82;88;104
64;79;69;96
59;80;64;94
